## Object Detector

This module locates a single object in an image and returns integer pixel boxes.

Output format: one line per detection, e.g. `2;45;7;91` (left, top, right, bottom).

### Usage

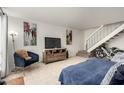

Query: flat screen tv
45;37;61;49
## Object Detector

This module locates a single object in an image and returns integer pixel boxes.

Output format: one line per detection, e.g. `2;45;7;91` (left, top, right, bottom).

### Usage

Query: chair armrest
28;51;39;61
14;53;25;67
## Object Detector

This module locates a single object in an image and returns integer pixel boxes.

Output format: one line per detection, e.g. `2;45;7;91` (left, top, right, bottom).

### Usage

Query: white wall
8;16;83;71
108;32;124;50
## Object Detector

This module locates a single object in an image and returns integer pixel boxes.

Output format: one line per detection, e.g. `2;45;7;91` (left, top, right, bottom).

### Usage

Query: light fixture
9;31;18;51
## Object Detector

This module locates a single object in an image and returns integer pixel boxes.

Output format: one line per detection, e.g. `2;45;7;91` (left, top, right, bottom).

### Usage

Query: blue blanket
59;58;115;85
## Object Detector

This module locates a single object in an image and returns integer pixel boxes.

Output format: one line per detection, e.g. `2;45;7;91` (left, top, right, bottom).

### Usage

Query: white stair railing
86;21;124;52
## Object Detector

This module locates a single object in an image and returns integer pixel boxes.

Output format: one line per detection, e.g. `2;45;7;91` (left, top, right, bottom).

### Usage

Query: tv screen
45;37;61;49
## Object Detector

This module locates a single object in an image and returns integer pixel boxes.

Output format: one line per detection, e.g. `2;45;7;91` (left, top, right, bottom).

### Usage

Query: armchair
14;51;39;68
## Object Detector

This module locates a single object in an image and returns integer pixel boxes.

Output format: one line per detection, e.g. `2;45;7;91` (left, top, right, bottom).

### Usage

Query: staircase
86;21;124;52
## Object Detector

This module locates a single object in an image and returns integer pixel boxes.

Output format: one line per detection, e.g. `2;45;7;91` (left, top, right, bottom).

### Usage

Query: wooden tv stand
43;48;67;64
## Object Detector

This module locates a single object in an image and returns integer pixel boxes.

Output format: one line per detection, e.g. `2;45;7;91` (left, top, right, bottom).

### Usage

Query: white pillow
111;52;124;63
101;62;124;85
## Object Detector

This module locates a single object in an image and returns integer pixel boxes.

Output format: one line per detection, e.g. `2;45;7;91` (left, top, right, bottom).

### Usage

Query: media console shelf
43;48;67;64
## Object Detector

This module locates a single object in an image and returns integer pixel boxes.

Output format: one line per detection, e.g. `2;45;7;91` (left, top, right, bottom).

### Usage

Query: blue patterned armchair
14;51;39;67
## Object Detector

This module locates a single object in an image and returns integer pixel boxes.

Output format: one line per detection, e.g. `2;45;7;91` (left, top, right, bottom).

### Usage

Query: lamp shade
9;31;18;36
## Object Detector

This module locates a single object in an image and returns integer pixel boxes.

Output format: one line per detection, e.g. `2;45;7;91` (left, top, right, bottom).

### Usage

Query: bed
59;58;117;85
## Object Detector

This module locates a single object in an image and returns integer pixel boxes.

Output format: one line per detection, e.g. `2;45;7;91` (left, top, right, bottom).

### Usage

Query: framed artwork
66;29;72;45
24;22;37;46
